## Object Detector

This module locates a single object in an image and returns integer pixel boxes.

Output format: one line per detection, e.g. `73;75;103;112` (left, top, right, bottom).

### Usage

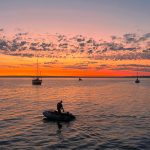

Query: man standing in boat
57;100;64;114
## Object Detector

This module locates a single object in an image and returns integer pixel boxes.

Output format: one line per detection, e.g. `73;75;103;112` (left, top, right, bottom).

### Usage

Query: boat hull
32;79;42;85
135;78;140;83
43;110;75;122
135;80;140;83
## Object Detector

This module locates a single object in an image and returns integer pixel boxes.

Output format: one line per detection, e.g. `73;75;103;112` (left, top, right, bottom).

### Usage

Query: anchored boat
135;77;140;83
79;78;82;81
135;72;140;83
32;77;42;85
32;58;42;85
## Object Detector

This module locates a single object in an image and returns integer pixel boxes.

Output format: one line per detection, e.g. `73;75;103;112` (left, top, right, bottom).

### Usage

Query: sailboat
32;58;42;85
135;72;140;83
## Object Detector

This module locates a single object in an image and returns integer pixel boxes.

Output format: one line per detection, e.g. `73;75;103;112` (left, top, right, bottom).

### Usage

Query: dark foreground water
0;78;150;150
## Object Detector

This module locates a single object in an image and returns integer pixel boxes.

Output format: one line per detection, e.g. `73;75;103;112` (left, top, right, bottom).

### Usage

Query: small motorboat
43;110;76;122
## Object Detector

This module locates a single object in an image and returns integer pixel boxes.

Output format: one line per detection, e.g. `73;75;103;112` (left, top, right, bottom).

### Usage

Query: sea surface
0;78;150;150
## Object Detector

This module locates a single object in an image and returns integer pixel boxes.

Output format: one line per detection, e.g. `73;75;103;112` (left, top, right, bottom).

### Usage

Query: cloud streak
0;29;150;74
0;30;150;61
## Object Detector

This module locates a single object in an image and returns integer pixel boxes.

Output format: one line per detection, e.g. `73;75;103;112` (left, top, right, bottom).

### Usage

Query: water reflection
56;122;64;140
42;119;65;140
57;122;62;130
0;78;150;149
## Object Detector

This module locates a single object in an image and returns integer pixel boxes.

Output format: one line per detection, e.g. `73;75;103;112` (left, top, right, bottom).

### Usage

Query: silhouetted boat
32;77;42;85
135;77;140;83
79;78;82;81
32;58;42;85
43;110;75;122
135;72;140;83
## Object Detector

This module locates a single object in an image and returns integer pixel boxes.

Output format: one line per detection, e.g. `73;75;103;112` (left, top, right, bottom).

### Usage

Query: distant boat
135;72;140;83
32;58;42;85
32;77;42;85
79;78;82;81
135;77;140;83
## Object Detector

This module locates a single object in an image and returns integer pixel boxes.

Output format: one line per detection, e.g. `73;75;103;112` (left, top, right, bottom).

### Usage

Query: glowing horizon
0;32;150;77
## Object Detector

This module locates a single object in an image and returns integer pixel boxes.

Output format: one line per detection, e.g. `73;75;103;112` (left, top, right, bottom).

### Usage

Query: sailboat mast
37;58;39;77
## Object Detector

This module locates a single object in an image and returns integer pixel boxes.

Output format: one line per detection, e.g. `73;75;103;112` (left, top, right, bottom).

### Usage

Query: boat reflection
43;119;66;140
56;122;63;139
57;122;62;130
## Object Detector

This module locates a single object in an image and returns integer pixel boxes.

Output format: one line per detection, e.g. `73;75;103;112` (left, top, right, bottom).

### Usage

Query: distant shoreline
0;76;150;78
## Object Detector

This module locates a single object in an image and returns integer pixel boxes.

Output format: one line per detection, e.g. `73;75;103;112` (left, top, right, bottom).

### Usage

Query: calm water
0;78;150;150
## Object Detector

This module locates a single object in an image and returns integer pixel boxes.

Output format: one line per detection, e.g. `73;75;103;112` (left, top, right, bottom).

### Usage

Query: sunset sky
0;0;150;76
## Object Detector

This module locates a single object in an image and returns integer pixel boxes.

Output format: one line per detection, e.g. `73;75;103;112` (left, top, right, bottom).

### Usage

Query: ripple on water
0;78;150;149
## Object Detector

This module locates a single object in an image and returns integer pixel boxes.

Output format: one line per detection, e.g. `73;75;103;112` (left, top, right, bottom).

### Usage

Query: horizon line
0;75;150;78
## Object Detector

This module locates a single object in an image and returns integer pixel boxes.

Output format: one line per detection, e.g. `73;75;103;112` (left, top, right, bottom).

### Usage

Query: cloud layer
0;30;150;60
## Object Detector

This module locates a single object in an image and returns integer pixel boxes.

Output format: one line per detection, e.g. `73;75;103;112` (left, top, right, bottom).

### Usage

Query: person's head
60;100;62;103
